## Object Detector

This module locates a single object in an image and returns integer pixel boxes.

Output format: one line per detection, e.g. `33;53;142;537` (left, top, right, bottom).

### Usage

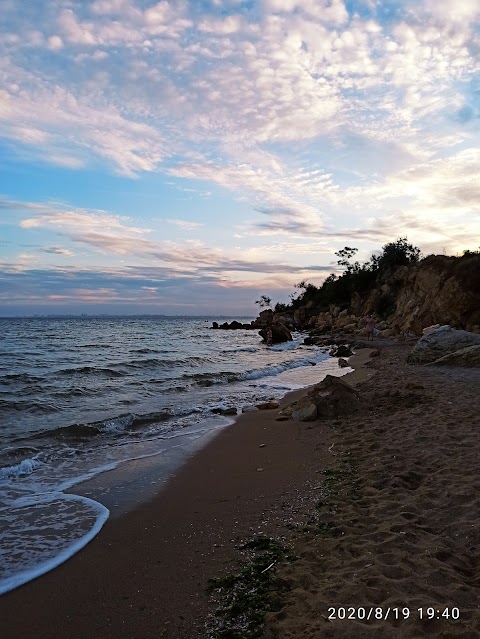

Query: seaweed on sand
206;535;294;639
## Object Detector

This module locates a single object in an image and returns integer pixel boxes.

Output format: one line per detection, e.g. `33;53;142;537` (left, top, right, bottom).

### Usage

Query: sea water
0;316;348;595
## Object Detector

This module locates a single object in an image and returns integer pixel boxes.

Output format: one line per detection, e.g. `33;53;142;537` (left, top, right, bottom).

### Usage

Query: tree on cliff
254;237;421;318
255;295;272;308
376;237;421;270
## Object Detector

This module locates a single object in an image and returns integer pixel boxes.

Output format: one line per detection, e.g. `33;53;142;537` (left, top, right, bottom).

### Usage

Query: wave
269;340;302;352
56;366;126;378
0;373;44;385
0;398;60;414
30;409;174;441
242;352;329;380
0;457;42;480
77;344;114;349
175;351;330;388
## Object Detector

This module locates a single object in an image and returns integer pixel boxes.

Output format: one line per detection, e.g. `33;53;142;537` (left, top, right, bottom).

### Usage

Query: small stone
256;400;280;410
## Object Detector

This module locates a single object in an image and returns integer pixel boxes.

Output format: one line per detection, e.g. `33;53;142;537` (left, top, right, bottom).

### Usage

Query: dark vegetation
207;536;293;638
265;237;422;314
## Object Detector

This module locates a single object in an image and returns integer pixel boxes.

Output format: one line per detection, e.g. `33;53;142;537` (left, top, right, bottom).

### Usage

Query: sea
0;315;349;596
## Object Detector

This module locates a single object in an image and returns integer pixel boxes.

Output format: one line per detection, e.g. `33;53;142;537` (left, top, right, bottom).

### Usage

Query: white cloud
164;218;203;230
47;35;64;50
0;0;479;259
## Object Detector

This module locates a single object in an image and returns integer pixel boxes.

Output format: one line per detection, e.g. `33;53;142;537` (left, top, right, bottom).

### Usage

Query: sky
0;0;479;316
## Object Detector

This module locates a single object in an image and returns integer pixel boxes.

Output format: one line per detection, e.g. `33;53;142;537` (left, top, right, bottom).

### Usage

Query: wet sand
2;344;480;638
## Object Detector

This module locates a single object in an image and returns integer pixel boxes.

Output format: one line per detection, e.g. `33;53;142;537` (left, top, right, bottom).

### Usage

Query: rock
291;399;318;421
284;375;361;422
256;400;280;410
303;336;322;346
386;254;480;334
252;309;274;328
338;358;349;368
259;321;293;344
293;306;311;328
214;320;253;330
407;326;480;364
353;341;367;349
428;344;480;367
242;405;258;413
212;406;237;416
329;345;353;357
276;405;293;420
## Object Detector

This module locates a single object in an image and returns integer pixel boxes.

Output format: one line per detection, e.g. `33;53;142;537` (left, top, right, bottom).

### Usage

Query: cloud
12;197;332;279
1;0;480;294
163;218;203;230
41;246;76;256
0;261;307;315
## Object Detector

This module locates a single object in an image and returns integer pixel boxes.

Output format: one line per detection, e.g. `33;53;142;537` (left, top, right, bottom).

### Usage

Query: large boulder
429;344;480;367
252;309;274;328
259;321;293;344
277;375;361;422
407;326;480;364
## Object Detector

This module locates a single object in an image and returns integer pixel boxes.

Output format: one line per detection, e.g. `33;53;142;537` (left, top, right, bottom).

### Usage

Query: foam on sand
0;493;109;596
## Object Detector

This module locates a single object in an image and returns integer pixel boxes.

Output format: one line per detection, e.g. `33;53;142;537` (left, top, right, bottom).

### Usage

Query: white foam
269;339;302;351
0;493;109;596
0;458;42;480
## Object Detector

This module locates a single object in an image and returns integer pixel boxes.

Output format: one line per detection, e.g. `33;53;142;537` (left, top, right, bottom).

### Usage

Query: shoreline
8;343;480;638
0;346;372;638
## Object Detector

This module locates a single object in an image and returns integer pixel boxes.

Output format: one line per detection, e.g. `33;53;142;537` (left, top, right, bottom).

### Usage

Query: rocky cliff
259;252;480;337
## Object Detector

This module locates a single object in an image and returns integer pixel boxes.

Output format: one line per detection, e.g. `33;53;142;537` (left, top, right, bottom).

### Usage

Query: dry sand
1;343;479;638
266;344;480;639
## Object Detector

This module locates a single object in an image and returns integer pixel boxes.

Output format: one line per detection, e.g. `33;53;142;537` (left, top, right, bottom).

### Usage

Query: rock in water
212;407;237;416
259;321;292;344
329;345;353;357
407;326;480;364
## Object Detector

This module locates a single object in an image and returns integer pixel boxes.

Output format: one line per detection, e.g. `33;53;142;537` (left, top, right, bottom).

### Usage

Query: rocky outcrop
277;375;361;422
251;253;480;340
212;320;253;329
428;344;480;367
252;309;274;328
259;321;292;344
407;326;480;364
358;254;480;335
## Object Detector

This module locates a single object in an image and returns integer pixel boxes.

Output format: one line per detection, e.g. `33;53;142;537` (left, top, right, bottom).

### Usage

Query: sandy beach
1;343;480;638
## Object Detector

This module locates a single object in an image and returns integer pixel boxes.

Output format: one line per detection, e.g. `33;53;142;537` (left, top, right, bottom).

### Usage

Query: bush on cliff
285;238;420;313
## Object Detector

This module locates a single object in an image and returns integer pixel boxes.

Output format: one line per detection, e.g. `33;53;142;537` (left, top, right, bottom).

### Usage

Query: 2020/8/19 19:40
327;607;460;621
